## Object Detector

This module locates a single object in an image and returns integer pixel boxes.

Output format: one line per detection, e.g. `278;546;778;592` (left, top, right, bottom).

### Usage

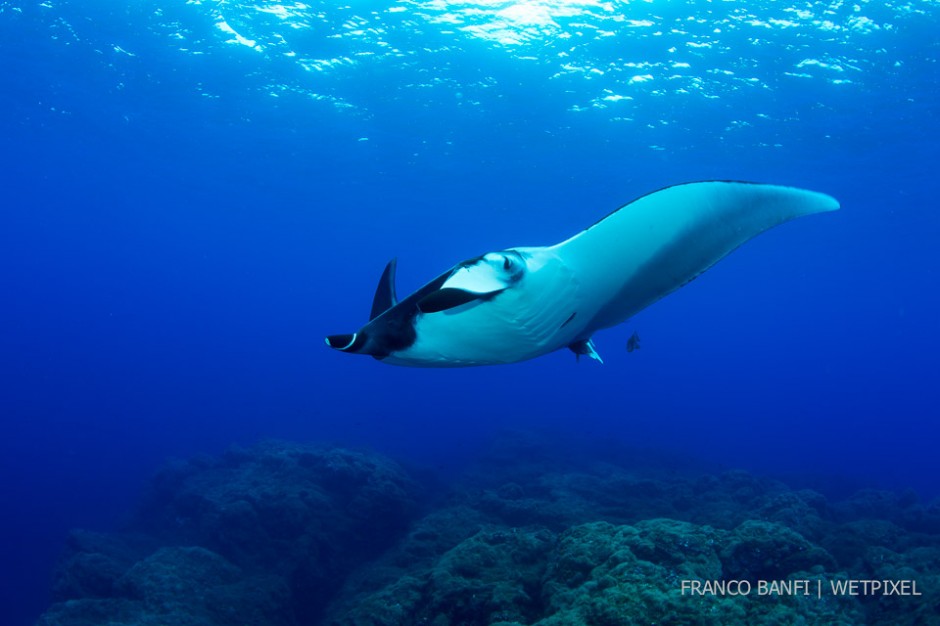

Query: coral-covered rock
425;526;555;624
325;525;555;626
721;520;837;580
133;442;419;621
119;547;291;625
38;546;290;626
541;520;725;624
821;519;907;568
49;530;156;601
538;521;862;626
138;442;418;562
329;517;867;626
34;434;940;626
756;490;829;540
39;442;420;626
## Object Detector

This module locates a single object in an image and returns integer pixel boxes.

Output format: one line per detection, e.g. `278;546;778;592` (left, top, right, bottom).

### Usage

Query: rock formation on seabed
37;435;940;626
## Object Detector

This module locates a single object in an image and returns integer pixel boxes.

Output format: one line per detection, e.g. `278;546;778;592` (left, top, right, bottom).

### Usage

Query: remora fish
326;181;839;367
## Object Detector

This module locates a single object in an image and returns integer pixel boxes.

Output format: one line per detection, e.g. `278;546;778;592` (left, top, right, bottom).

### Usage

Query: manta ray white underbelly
326;181;839;367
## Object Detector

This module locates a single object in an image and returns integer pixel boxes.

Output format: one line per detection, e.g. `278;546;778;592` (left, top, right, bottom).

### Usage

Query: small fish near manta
326;181;839;367
626;331;640;353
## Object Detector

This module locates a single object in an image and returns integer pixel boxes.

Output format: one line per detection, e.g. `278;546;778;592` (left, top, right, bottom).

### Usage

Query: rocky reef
37;434;940;625
38;442;420;626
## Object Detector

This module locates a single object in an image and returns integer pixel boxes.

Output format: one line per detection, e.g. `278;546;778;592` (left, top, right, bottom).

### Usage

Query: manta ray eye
480;251;524;283
498;252;526;283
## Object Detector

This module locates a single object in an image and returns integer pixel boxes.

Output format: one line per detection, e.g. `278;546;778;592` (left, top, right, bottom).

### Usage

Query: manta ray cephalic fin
370;258;398;320
569;338;604;364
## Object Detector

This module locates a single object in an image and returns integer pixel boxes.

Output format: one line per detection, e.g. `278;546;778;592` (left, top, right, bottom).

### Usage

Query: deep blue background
1;1;938;623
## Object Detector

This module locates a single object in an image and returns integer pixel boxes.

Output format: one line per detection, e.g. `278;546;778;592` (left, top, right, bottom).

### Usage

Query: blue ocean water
1;0;938;623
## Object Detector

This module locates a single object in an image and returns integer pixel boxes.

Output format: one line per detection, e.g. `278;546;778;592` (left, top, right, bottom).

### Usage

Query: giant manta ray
326;181;839;367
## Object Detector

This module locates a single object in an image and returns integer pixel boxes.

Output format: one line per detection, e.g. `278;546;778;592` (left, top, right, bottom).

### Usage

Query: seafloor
36;434;940;625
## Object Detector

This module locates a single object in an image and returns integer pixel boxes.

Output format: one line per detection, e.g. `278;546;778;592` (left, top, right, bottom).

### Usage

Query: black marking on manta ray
560;312;577;329
456;254;487;269
368;312;415;359
366;270;452;358
418;287;490;313
582;180;765;232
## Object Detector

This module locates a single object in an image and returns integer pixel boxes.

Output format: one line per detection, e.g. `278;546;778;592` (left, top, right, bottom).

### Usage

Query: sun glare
414;0;619;45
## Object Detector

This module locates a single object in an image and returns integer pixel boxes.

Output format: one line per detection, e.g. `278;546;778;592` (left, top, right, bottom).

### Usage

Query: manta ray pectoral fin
369;258;399;321
569;338;604;364
417;287;505;313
